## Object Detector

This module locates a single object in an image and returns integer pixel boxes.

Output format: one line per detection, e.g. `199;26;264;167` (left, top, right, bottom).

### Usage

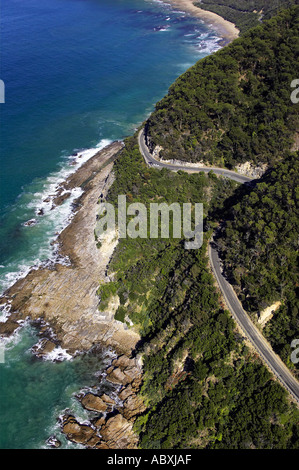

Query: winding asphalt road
138;128;252;184
138;128;299;404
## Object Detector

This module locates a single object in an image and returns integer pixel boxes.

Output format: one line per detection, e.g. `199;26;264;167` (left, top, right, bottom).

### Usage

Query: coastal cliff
0;141;139;356
0;141;144;448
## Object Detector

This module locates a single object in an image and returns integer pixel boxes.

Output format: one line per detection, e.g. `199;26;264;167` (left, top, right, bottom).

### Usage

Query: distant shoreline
164;0;240;43
0;0;240;364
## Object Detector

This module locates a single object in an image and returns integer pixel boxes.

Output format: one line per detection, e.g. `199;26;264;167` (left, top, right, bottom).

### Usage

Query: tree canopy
145;7;299;168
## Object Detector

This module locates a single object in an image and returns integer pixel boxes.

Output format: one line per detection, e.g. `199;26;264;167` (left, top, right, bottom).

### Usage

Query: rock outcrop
61;353;146;449
31;338;57;358
46;435;61;448
100;414;138;449
0;141;139;356
0;142;145;450
62;415;101;447
81;393;110;413
234;161;268;179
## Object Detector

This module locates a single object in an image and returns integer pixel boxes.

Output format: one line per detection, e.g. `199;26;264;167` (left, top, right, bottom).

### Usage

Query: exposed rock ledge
258;301;281;327
0;141;146;449
234;161;268;179
60;354;146;449
0;141;139;356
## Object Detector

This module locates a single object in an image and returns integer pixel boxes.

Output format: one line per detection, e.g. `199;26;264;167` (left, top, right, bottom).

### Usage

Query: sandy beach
164;0;239;43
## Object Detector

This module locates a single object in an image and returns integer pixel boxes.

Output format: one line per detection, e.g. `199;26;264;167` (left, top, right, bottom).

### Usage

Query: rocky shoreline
0;141;144;449
59;354;146;449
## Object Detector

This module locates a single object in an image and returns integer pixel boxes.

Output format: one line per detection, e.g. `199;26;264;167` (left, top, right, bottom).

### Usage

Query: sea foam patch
0;139;112;295
41;346;73;362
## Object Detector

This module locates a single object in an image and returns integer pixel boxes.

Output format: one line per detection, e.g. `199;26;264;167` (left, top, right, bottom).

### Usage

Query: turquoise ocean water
0;0;221;449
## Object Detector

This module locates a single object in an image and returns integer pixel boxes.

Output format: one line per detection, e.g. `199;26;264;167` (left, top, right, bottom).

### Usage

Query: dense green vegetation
95;6;299;449
216;152;299;376
97;134;237;328
195;0;299;34
145;7;299;168
133;238;299;449
96;135;299;449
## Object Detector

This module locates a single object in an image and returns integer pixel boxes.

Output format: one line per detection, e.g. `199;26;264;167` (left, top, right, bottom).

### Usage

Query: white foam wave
43;346;73;362
28;139;111;218
0;301;12;322
0;317;31;351
154;25;170;32
31;336;73;362
0;139;112;295
198;36;222;54
147;0;185;16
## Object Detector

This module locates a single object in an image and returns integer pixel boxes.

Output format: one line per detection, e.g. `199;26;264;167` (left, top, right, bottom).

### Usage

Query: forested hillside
145;7;299;168
216;152;299;375
97;135;299;449
95;5;299;449
196;0;299;34
99;135;238;328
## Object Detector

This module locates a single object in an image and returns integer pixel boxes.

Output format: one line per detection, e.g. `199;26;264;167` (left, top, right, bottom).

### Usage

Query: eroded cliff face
234;161;268;179
0;141;139;356
0;141;146;449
